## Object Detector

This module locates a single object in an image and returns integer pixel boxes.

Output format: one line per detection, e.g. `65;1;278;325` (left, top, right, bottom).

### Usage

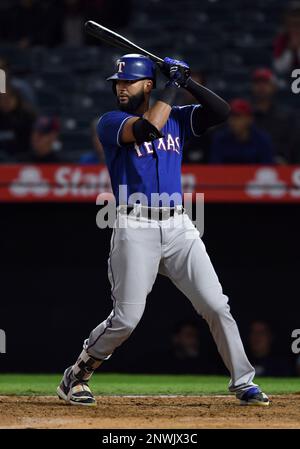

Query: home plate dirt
0;395;299;428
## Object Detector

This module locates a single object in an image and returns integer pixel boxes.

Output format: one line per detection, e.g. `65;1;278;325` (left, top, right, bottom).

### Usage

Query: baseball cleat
238;386;270;406
57;367;96;406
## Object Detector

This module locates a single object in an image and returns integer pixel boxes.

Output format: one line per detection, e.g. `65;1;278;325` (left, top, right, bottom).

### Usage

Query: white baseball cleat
57;367;96;406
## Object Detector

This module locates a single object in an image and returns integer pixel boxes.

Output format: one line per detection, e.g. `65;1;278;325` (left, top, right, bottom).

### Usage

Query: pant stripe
88;227;117;351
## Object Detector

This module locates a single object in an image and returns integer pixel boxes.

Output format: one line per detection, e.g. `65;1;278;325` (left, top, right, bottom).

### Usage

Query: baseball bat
84;20;164;65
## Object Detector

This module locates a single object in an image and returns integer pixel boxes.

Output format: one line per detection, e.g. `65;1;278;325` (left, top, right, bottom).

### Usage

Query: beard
117;90;145;113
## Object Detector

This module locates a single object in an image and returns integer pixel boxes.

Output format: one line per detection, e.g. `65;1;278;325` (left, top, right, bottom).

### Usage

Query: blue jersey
97;105;201;206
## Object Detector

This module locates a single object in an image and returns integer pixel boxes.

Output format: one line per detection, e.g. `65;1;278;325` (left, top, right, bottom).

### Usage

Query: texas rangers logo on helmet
117;61;126;73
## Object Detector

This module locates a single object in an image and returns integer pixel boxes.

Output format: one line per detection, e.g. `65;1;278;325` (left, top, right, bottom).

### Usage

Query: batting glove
161;57;191;88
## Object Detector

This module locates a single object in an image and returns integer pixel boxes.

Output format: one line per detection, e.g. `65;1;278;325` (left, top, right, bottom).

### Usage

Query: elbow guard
132;118;164;145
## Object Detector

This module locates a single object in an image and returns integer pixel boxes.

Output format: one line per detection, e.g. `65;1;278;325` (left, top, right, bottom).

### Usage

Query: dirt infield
0;395;299;429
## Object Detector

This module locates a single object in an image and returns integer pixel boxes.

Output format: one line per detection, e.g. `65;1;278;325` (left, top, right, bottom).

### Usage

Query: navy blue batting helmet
107;54;156;87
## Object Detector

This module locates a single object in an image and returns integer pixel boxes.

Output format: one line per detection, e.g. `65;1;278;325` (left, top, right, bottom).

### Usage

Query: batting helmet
107;54;156;88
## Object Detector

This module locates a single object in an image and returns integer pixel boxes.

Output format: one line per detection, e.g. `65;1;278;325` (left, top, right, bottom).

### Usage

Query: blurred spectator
209;99;275;164
79;119;105;164
127;320;221;374
0;0;132;47
32;0;63;47
166;320;202;372
0;0;63;48
252;68;297;164
247;321;292;376
18;116;62;163
63;0;85;46
0;57;36;107
273;1;300;76
0;84;36;160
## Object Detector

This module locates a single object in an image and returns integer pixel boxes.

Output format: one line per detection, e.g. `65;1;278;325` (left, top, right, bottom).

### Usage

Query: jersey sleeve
171;104;202;142
97;110;133;148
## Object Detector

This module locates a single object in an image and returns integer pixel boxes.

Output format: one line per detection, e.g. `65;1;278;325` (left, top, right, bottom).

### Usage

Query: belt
118;205;183;221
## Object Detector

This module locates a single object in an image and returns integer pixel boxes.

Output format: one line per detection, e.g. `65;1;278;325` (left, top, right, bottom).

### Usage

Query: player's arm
98;108;172;148
160;57;230;134
184;79;231;134
120;91;178;145
121;61;189;145
121;58;225;145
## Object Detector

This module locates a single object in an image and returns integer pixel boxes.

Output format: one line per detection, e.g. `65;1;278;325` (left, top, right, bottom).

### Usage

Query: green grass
0;374;299;396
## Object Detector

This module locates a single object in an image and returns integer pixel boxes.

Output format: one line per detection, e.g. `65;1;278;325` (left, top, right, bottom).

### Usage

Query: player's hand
160;57;191;88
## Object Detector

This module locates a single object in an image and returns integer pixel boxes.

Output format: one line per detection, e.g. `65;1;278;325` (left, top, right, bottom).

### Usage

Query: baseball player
57;54;269;407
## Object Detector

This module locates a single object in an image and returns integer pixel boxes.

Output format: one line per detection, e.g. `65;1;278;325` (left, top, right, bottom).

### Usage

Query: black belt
119;205;183;221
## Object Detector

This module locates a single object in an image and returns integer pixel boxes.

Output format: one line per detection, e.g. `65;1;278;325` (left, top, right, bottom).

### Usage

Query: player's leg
160;213;269;405
87;214;161;359
57;213;162;405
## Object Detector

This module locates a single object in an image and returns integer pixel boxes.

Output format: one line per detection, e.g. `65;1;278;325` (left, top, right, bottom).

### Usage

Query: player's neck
134;100;149;115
